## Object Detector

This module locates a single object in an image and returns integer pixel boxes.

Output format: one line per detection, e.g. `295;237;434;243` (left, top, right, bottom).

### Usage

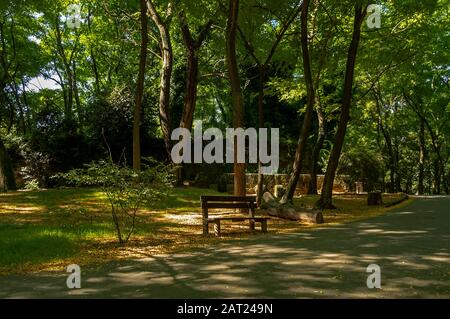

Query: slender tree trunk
226;0;245;196
0;137;16;192
433;158;441;194
180;51;198;130
146;0;173;157
316;5;366;209
87;8;101;93
404;93;449;195
72;60;82;124
12;79;26;134
55;20;74;121
178;13;213;131
280;0;315;204
307;106;325;195
393;139;401;192
21;78;31;129
417;118;425;195
382;127;395;192
67;73;73;121
256;66;265;206
133;0;149;172
375;96;396;193
91;48;101;93
236;4;302;205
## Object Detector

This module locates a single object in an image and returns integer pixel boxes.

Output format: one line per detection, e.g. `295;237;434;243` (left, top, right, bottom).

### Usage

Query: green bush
58;158;174;244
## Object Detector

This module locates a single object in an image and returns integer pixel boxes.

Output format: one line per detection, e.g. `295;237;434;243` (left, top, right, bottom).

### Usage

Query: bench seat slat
208;217;270;222
204;202;254;209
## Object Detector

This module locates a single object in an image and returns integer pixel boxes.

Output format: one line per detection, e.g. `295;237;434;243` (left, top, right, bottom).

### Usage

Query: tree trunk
256;66;265;206
433;158;441;194
133;0;149;172
393;140;401;192
180;51;198;131
403;93;449;195
316;5;366;209
385;132;396;192
375;98;396;193
21;79;31;129
307;106;325;195
72;60;82;124
55;20;73;121
226;0;245;196
12;79;26;134
178;12;213;131
280;0;315;204
417;118;425;195
0;137;16;192
146;0;173;157
87;8;101;94
236;4;302;205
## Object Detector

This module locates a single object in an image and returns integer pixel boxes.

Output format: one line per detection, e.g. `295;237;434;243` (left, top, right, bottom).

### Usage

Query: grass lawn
0;187;410;274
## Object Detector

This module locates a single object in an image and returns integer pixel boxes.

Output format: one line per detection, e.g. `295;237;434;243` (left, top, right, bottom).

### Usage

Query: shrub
59;158;174;244
24;179;40;190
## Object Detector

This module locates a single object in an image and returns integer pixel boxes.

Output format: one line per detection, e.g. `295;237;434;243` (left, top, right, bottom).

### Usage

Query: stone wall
224;173;350;195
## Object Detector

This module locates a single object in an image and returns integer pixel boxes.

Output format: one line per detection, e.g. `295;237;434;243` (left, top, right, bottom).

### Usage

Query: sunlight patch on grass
0;187;411;274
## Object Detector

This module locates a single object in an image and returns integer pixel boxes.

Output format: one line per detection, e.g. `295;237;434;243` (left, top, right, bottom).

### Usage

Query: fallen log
267;207;324;223
261;192;324;224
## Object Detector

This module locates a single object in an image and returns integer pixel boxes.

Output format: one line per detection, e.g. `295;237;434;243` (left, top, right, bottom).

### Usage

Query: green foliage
24;179;40;190
338;148;384;192
0;0;449;195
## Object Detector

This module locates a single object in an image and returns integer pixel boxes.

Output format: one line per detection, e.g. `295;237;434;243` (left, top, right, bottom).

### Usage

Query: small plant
24;179;40;191
59;157;174;244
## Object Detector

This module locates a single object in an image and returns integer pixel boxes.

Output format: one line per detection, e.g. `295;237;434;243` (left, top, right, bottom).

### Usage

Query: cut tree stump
262;191;324;224
368;191;383;206
274;185;286;198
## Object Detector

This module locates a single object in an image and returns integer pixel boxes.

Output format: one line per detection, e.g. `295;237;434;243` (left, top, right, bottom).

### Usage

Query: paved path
1;196;449;298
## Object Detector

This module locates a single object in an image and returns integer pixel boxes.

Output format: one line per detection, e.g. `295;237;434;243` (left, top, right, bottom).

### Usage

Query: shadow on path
1;196;449;298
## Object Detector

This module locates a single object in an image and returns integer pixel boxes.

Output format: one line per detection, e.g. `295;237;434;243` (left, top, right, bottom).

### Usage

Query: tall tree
225;0;245;196
280;0;315;204
417;117;426;195
146;0;173;157
133;0;149;172
316;4;367;209
177;9;213;131
237;0;302;205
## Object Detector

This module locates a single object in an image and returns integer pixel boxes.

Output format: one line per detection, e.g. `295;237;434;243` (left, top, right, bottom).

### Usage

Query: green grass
0;187;221;273
0;224;75;267
0;187;409;274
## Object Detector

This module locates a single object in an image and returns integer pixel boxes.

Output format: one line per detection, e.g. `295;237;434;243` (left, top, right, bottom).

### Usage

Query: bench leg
261;220;267;233
249;219;255;231
214;221;221;237
202;207;209;235
203;221;209;235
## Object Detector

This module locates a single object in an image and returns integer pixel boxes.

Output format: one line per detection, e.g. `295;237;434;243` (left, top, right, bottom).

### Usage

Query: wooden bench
201;195;270;236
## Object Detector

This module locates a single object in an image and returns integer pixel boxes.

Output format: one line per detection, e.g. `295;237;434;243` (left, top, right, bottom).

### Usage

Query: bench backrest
200;195;256;210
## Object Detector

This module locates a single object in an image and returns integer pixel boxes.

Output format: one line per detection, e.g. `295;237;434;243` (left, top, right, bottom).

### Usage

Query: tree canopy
0;0;449;202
